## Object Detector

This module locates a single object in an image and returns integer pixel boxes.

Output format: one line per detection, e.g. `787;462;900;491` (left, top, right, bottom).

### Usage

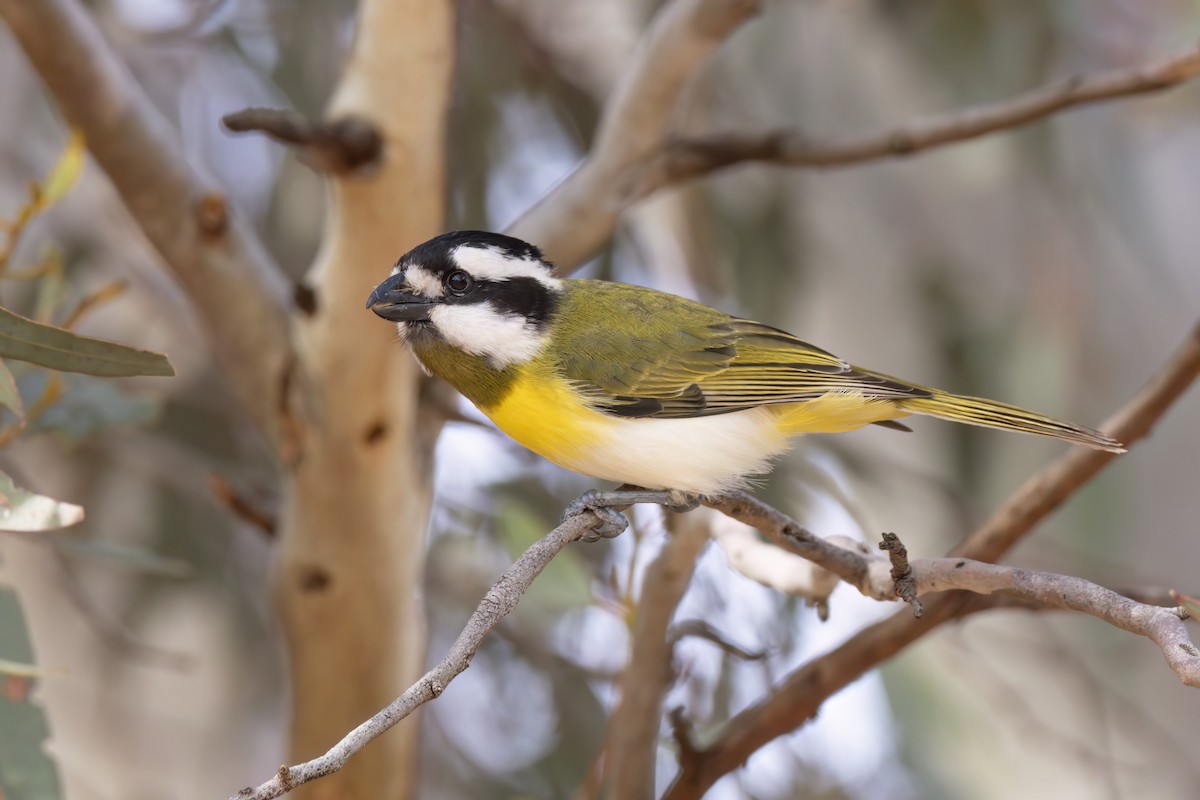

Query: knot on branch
221;108;383;174
879;532;922;617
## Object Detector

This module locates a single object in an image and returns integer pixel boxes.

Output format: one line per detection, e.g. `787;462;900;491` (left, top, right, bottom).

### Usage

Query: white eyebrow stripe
404;265;443;297
451;245;561;289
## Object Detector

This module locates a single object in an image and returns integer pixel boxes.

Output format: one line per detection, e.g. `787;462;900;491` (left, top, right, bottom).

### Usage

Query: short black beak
367;272;435;322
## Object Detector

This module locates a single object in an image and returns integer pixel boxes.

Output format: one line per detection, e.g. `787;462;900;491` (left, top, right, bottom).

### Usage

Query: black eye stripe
438;276;557;327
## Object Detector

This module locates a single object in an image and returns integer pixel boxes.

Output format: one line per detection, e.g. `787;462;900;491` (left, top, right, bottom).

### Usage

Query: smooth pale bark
271;1;453;800
272;2;455;799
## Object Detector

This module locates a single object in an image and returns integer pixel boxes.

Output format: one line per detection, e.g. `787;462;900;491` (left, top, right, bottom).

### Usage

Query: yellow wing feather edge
898;391;1125;453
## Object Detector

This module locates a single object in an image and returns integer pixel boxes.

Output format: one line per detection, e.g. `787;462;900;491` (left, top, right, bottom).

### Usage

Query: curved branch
230;511;602;800
666;319;1200;799
506;0;761;271
0;0;294;447
906;557;1200;687
628;44;1200;200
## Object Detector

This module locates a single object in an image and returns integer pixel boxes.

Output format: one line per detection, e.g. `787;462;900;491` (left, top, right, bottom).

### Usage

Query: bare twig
703;492;881;596
208;474;277;538
668;619;766;662
628;44;1200;200
221;108;383;174
906;559;1200;686
604;511;709;799
507;0;760;271
665;319;1200;799
0;0;294;447
229;511;601;800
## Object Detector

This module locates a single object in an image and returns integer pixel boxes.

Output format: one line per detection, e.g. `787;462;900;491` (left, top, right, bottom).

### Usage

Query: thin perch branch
905;557;1200;686
665;319;1200;799
230;511;602;800
628;44;1200;199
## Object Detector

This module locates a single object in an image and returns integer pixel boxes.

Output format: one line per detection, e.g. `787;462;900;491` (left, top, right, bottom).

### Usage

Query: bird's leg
561;485;704;542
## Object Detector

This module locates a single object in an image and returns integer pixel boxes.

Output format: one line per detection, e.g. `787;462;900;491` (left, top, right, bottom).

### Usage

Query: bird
367;230;1123;500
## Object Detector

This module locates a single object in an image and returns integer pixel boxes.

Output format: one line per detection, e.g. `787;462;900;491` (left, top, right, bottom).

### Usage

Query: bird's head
367;231;562;367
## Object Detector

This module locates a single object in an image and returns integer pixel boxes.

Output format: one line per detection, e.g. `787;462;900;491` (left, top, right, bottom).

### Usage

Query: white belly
563;407;792;495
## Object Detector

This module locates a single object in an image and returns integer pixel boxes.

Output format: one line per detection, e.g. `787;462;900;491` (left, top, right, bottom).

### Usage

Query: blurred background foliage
1;1;1199;799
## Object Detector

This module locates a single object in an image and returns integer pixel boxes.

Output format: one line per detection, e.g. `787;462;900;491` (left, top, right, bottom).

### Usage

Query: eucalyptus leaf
0;358;24;422
0;306;173;377
20;370;161;443
0;587;65;800
0;471;84;532
0;657;64;679
57;538;191;579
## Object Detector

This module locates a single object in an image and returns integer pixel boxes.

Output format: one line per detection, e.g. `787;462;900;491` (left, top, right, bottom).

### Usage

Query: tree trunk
271;2;454;798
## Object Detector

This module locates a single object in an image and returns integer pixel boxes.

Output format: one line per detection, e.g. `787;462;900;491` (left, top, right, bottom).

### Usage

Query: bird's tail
897;391;1125;453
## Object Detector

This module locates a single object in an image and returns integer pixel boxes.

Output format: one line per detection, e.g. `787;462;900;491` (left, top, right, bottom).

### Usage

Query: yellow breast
483;372;608;473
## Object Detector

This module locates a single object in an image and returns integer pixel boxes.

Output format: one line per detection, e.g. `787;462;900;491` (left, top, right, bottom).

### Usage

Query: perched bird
367;231;1123;498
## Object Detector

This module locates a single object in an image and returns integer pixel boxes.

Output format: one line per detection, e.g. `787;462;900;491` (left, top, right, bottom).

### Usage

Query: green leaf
20;370;161;443
0;306;174;377
0;470;84;532
0;358;24;423
0;587;65;800
57;538;191;579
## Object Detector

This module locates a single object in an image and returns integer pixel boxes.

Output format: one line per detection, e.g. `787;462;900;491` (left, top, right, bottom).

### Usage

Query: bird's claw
561;487;706;542
664;491;701;514
562;490;630;542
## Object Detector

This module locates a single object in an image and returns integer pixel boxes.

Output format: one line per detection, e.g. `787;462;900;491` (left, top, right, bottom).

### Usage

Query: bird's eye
445;270;473;295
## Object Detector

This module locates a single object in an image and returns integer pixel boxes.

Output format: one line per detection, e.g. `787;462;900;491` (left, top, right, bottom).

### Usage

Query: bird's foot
562;486;704;542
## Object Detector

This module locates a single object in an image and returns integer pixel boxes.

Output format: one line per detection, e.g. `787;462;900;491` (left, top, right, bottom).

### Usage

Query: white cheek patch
404;265;443;298
429;303;548;367
451;245;561;289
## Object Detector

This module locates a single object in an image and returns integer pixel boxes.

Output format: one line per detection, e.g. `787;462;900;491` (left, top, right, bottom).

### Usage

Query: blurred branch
627;44;1200;199
709;511;852;620
491;0;638;101
507;0;760;271
221;108;383;174
665;319;1200;799
703;492;886;598
208;474;277;538
668;619;766;661
604;510;709;799
0;0;295;447
228;511;604;800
